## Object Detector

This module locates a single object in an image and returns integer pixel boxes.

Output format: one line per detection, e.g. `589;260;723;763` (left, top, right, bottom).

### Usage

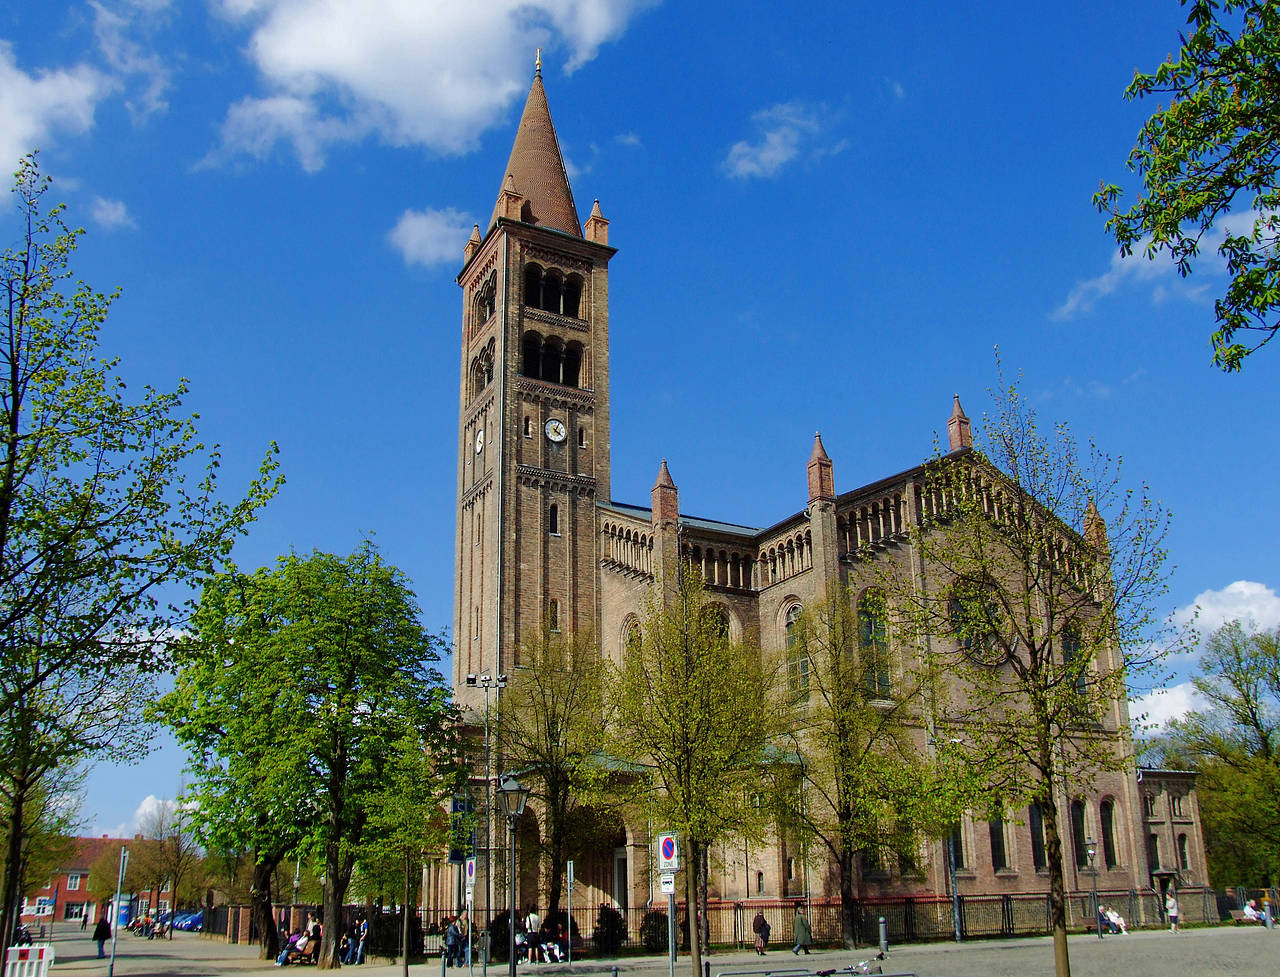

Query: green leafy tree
773;581;963;948
1095;0;1280;370
156;542;452;970
609;571;778;977
495;625;609;917
138;799;202;934
87;840;141;912
1155;620;1280;885
0;152;280;943
359;723;460;977
877;371;1176;977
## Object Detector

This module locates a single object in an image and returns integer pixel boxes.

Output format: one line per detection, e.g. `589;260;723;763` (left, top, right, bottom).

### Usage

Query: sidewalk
31;923;1278;977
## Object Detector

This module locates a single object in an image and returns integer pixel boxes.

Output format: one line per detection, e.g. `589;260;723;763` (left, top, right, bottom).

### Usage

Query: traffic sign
656;832;679;871
659;873;675;894
465;857;476;886
567;859;574;889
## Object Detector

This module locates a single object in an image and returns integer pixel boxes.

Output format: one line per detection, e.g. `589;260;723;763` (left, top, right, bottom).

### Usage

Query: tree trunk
838;845;858;949
1041;796;1071;977
318;842;347;970
685;840;701;977
548;791;564;916
402;853;411;977
698;845;709;955
250;857;282;959
1;784;27;961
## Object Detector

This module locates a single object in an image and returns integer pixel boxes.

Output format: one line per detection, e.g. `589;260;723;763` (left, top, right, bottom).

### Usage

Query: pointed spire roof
488;71;582;238
947;394;973;451
653;459;676;490
809;431;831;463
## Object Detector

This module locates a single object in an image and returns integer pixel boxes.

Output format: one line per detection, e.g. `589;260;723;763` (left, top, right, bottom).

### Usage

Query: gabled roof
488;73;581;238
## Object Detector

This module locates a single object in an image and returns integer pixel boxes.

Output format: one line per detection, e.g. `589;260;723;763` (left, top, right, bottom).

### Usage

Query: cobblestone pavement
22;925;1277;977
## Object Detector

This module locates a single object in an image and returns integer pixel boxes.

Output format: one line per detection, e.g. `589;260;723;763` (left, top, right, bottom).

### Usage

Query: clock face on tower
475;429;484;453
545;419;567;443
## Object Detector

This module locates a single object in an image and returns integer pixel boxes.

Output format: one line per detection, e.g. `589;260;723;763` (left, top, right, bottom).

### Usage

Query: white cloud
1051;209;1276;321
614;131;641;147
132;794;164;827
90;0;174;120
90;195;136;230
1172;580;1280;636
723;102;822;180
0;42;111;177
890;79;905;100
1131;680;1205;730
388;207;475;267
208;0;653;170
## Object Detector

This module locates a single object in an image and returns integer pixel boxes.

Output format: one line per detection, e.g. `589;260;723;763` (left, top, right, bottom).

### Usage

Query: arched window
1146;832;1160;870
702;605;730;641
858;588;891;698
541;335;563;383
524;263;544;307
947;824;965;870
523;416;532;438
548;599;560;633
562;274;583;318
563;341;582;387
521;331;542;378
1062;627;1088;699
548;504;559;535
578;427;585;448
624;620;642;656
1178;833;1190;870
1070;799;1088;868
989;816;1008;871
949;584;1000;663
542;269;564;313
785;604;808;703
755;870;764;895
1100;799;1117;869
1029;802;1047;871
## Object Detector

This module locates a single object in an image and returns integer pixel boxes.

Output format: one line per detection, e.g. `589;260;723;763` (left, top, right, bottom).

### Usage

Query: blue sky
4;0;1276;837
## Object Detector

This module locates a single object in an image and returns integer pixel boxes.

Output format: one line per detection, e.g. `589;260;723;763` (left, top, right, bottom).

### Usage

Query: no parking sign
465;857;476;887
656;832;679;872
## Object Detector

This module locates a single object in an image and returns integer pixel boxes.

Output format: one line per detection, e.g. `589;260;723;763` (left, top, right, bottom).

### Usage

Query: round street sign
465;858;476;885
656;832;679;871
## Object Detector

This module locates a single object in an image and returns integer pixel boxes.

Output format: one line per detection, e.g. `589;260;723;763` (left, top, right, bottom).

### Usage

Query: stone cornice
523;307;589;333
514;377;595;411
461;471;493;509
516;465;597;495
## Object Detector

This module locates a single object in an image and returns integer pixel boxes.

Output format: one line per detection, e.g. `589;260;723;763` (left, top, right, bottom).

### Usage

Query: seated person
1104;907;1127;934
1243;900;1262;922
276;931;315;966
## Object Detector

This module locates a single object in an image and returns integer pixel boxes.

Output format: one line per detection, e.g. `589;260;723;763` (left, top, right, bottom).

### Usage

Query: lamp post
466;672;508;975
497;776;530;977
1087;838;1101;939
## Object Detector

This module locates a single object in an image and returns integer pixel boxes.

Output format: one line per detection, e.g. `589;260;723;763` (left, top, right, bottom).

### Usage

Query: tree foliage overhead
496;625;609;916
774;581;961;948
155;542;454;968
876;367;1177;977
1096;0;1280;370
608;570;779;977
0;151;280;948
1152;619;1280;886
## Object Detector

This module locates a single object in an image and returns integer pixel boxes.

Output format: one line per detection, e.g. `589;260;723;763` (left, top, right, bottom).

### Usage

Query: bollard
703;962;710;977
878;916;888;957
442;945;447;977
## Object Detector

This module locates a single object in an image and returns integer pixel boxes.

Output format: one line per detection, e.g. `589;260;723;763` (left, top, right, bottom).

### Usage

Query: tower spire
535;47;542;77
488;71;581;237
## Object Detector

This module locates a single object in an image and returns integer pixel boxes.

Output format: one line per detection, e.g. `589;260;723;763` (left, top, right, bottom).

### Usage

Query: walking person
791;904;812;955
80;912;89;932
92;916;111;958
1166;891;1180;934
752;910;770;955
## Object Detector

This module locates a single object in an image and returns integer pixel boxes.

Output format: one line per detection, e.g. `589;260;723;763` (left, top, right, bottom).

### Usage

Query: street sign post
659;873;675;893
566;860;574;966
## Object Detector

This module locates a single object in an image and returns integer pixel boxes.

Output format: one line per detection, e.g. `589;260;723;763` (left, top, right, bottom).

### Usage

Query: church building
449;62;1207;930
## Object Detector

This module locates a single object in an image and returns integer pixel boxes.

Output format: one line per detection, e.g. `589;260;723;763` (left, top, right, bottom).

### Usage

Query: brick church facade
449;65;1207;923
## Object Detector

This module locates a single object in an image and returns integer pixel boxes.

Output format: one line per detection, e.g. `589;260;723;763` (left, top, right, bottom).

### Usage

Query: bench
286;938;322;965
1228;910;1264;925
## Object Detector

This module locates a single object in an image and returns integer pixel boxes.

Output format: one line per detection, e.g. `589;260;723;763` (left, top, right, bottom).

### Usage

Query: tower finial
535;47;542;77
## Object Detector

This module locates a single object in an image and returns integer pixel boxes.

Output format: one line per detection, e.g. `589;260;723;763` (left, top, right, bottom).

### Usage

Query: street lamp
497;776;530;977
1086;838;1101;940
466;672;508;975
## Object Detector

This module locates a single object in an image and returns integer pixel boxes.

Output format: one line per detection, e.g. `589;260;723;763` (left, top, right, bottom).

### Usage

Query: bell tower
454;62;616;709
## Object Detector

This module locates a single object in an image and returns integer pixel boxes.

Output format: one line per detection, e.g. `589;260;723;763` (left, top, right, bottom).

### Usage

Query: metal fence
212;886;1263;959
